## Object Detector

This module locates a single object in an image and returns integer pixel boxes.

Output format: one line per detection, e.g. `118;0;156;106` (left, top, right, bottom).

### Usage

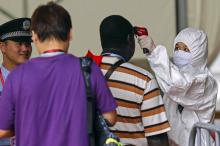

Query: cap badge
23;20;30;30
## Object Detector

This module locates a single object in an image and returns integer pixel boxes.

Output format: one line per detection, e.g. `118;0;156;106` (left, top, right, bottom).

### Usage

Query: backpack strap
80;57;96;146
80;57;122;146
104;59;124;80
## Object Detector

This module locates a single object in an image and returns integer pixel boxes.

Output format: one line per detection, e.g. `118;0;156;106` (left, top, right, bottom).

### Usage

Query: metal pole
0;7;16;19
175;0;188;34
189;122;220;146
55;0;63;3
23;0;28;17
196;128;201;146
216;132;220;146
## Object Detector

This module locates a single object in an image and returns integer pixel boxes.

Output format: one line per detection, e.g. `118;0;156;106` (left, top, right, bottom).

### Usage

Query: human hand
134;26;156;54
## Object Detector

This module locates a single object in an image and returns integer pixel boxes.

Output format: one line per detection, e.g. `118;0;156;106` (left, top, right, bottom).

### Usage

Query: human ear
68;29;73;41
0;42;6;53
31;31;39;43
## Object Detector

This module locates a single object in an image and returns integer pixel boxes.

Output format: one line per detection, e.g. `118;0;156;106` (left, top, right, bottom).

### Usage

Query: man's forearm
102;110;117;126
148;133;169;146
0;130;14;138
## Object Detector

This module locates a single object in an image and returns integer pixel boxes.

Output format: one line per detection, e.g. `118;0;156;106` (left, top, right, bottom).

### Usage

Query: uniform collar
0;65;10;79
101;53;126;62
40;52;65;57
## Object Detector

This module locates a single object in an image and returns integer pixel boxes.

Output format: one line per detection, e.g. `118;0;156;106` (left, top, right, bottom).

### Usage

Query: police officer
0;18;32;146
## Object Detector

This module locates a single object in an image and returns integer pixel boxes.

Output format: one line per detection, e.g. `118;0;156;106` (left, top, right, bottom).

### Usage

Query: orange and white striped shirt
100;56;170;146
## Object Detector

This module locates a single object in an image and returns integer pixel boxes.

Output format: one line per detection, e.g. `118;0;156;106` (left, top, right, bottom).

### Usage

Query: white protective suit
146;28;218;146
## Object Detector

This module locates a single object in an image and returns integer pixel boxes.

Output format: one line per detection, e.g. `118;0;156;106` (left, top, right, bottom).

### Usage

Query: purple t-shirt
0;54;116;146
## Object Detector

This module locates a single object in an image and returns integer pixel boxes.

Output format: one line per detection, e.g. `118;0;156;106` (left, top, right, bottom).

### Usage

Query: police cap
0;18;32;42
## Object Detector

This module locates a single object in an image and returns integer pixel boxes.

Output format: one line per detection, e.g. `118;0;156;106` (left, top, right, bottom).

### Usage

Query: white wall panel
1;0;176;68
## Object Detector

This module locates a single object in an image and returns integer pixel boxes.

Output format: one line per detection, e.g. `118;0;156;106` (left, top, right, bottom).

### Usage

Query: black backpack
80;57;122;146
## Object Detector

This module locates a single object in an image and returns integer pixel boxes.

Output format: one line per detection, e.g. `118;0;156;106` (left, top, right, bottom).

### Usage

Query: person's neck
37;39;69;54
2;61;15;71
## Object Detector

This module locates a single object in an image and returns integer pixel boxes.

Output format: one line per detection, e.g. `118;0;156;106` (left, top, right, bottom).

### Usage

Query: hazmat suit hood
145;27;218;146
174;27;208;73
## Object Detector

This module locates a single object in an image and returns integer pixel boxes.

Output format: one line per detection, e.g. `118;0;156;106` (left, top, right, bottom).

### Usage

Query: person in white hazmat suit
134;27;218;146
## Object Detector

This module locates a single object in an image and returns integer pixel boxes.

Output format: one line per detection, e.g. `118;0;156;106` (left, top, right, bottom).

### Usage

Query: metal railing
189;122;220;146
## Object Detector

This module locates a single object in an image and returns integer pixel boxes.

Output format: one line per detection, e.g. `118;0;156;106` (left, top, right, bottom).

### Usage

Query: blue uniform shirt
0;66;11;146
0;65;10;95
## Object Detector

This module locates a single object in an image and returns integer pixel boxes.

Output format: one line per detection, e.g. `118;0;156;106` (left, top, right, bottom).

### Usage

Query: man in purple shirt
0;2;117;146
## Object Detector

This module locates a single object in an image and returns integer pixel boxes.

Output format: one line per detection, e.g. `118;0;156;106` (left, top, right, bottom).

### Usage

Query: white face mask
173;50;192;67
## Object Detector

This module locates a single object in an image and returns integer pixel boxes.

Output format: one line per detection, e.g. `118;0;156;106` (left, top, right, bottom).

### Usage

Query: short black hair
100;15;134;48
31;2;72;42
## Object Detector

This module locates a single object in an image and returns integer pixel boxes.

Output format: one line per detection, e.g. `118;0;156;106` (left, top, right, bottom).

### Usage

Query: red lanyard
0;69;4;87
43;49;65;54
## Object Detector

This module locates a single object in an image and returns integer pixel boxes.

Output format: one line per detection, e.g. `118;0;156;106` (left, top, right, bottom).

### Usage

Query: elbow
0;130;14;138
109;110;117;126
102;110;117;126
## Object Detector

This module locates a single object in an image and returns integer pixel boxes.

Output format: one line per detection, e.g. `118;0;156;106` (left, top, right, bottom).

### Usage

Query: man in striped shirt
98;15;170;146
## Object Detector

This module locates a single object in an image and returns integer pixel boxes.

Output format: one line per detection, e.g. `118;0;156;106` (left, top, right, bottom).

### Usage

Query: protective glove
134;26;156;54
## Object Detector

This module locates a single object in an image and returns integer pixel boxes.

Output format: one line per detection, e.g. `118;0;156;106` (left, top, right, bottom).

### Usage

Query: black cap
0;18;32;42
